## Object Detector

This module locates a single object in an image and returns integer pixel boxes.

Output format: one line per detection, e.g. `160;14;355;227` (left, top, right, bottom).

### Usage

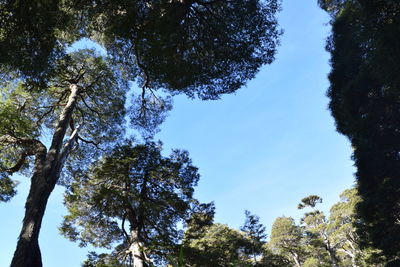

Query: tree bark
11;85;79;267
290;252;301;267
323;234;339;267
128;229;147;267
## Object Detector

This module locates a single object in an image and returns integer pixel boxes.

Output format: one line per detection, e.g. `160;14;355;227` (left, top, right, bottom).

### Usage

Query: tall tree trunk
291;252;301;267
11;85;79;267
128;229;147;267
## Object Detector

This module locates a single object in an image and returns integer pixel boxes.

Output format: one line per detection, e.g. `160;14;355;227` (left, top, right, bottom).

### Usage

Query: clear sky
0;1;356;266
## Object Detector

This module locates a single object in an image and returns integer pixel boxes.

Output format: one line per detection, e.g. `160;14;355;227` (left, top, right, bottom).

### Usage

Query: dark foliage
319;0;400;258
88;0;281;99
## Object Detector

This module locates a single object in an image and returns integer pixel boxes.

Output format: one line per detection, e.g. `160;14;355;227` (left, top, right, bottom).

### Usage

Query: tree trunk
323;235;338;267
291;252;301;267
11;85;79;267
128;229;147;267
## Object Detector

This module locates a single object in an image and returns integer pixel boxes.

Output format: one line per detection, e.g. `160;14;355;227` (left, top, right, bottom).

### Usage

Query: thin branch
121;213;130;243
77;136;104;151
79;95;102;117
82;73;103;93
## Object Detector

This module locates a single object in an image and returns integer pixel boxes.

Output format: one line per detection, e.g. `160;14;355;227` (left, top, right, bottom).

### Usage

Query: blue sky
0;1;356;266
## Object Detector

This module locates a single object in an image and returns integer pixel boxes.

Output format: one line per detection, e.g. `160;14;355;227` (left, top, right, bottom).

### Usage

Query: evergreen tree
61;141;199;267
240;210;267;265
183;223;251;266
319;0;400;258
269;217;305;267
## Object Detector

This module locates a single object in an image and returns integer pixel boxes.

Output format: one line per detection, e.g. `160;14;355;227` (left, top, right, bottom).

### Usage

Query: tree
259;247;291;267
183;201;216;242
269;217;305;267
183;223;251;266
60;141;199;267
298;195;339;267
318;0;400;258
0;1;281;265
240;210;267;265
0;49;128;267
181;205;252;266
328;188;387;267
297;195;322;210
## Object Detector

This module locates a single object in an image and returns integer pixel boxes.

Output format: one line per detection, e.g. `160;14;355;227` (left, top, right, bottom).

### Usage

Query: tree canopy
61;141;199;266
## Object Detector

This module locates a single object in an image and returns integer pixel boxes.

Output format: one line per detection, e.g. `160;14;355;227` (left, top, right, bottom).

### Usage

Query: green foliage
61;141;199;265
319;0;400;258
298;195;322;210
0;1;282;265
89;0;282;99
0;0;80;79
0;49;128;196
183;223;249;266
268;188;390;266
240;210;267;264
269;216;305;266
0;173;18;202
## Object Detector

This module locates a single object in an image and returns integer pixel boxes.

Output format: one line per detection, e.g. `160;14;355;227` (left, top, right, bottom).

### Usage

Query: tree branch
77;136;104;151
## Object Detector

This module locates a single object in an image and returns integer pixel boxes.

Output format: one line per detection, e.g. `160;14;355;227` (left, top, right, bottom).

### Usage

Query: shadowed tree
61;141;199;267
87;0;282;99
183;223;251;266
0;0;82;80
318;0;400;259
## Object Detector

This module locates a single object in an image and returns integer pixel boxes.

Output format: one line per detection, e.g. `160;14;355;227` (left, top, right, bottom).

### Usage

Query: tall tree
318;0;400;259
328;188;387;267
61;141;199;266
1;49;128;267
240;210;267;265
298;196;339;267
269;217;305;267
0;1;281;265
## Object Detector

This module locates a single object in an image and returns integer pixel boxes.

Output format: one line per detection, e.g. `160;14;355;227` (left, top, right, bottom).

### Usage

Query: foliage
240;210;267;264
268;188;389;266
319;0;400;258
0;173;18;202
269;216;305;266
88;0;282;99
298;195;322;210
0;0;84;80
61;141;199;265
0;48;128;191
183;222;260;267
